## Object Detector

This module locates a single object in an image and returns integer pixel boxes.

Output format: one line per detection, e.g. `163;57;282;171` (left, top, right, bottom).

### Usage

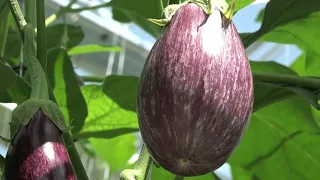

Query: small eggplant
2;109;76;180
138;3;254;176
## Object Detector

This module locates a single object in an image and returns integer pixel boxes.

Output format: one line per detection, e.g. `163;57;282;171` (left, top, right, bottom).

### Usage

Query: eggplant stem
120;144;153;180
36;0;48;69
6;0;27;40
23;24;49;100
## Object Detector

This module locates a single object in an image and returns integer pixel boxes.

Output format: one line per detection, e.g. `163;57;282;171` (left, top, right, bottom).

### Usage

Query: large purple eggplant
2;109;76;180
138;3;254;176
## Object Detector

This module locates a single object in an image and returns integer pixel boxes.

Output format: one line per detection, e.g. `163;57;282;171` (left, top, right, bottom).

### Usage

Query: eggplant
2;109;76;180
138;3;254;176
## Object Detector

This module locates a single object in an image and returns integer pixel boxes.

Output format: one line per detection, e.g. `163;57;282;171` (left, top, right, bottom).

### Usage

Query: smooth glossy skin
138;3;253;176
2;109;75;180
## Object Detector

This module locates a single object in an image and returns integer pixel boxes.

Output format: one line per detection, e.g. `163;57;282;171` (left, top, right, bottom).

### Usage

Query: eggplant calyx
10;98;67;139
148;2;188;26
148;0;235;27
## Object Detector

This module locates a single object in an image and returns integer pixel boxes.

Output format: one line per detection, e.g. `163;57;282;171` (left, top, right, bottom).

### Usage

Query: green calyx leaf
148;0;233;27
10;98;68;138
148;2;188;26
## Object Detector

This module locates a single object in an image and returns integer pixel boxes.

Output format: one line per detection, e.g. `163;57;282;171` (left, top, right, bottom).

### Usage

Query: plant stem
25;0;36;25
36;0;48;70
81;76;105;82
0;12;9;58
134;144;153;180
120;144;153;180
253;72;320;90
6;0;27;39
63;132;89;180
45;2;111;26
23;24;49;100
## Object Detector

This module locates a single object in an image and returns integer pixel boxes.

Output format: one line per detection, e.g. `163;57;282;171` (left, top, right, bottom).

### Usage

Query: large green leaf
76;84;139;139
229;97;320;179
102;75;139;111
250;61;297;112
0;0;8;23
261;12;320;76
0;75;31;104
47;48;88;133
89;133;136;173
0;61;16;92
68;44;122;56
110;0;163;38
2;30;21;65
242;0;320;48
2;24;84;66
259;0;320;34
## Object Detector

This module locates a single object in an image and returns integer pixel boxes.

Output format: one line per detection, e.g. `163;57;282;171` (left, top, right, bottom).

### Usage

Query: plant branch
25;0;36;25
0;12;9;58
6;0;27;40
134;144;153;180
253;72;320;90
120;144;153;180
63;132;89;180
45;2;111;26
36;0;48;69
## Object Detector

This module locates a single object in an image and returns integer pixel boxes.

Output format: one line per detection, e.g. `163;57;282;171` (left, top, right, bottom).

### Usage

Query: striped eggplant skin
137;3;254;176
2;109;76;180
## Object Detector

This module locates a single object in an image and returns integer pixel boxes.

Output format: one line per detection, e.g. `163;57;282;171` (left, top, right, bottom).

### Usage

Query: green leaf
151;165;218;180
2;30;21;65
47;48;88;133
229;97;320;179
89;133;136;173
46;24;84;50
261;12;320;77
250;61;297;112
0;61;16;92
76;84;138;138
287;87;320;110
0;0;9;23
256;11;320;110
73;128;139;139
68;44;122;56
102;75;139;111
0;75;31;104
112;8;162;38
259;0;320;35
110;0;164;37
227;0;254;12
241;0;320;48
